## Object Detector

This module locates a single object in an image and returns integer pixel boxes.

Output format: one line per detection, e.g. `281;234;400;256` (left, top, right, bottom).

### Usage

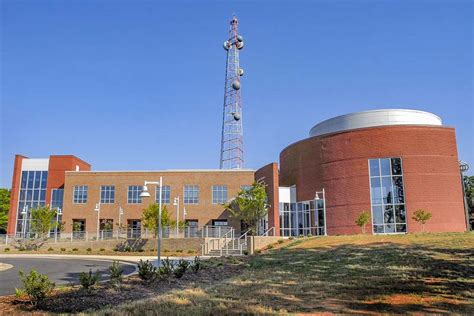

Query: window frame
183;185;199;204
73;185;88;204
212;185;228;204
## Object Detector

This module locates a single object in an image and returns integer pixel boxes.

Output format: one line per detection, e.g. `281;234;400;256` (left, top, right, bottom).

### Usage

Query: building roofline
65;169;256;174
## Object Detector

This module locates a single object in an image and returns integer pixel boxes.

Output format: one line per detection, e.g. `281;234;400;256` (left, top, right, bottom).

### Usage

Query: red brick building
6;109;468;237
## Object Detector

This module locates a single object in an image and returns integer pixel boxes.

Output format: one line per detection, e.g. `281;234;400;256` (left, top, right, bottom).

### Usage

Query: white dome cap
309;109;442;137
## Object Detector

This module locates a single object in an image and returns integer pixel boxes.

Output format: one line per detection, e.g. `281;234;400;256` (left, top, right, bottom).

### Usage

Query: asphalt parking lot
0;257;136;296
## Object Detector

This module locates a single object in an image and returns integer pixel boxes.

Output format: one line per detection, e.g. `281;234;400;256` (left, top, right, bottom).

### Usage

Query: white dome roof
309;109;442;137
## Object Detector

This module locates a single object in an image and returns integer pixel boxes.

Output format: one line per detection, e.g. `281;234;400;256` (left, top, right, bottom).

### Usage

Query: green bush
4;247;10;252
277;239;284;244
243;250;249;255
163;249;170;253
255;249;262;254
100;248;106;252
187;250;194;254
138;249;144;252
109;261;123;287
190;256;201;273
307;234;313;238
288;237;294;240
16;269;55;306
266;244;274;250
176;249;183;253
137;260;156;282
79;270;100;292
72;248;79;252
157;257;174;283
86;247;92;252
47;247;54;251
60;248;66;252
298;234;304;238
173;259;189;278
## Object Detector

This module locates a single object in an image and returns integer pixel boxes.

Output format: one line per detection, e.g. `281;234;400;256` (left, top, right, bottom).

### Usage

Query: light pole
173;196;180;237
54;207;62;242
94;202;101;240
118;206;124;237
21;205;28;239
315;188;327;236
140;177;163;266
460;161;470;231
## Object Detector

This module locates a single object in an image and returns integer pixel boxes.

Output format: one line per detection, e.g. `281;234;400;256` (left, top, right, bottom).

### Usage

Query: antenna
219;16;245;169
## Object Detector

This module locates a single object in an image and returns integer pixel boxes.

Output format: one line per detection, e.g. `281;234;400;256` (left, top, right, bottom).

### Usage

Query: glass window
51;189;64;210
212;220;228;226
369;159;380;177
100;185;115;204
184;185;199;204
73;186;88;204
155;186;170;204
240;185;252;192
127;186;142;204
212;185;228;204
368;158;407;234
380;158;391;176
21;171;28;188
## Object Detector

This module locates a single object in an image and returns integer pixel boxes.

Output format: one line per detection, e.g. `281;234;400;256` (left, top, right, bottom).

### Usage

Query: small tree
355;211;371;234
412;209;432;232
224;182;268;235
30;206;58;239
141;204;170;236
16;269;55;306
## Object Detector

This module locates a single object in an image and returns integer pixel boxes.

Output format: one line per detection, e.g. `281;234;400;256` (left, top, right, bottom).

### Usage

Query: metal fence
0;225;235;245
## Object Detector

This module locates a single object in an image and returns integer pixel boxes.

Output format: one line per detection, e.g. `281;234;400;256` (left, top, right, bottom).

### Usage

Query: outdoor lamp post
21;205;28;239
315;188;327;236
140;177;163;266
54;207;62;242
118;206;124;237
94;202;101;239
459;161;470;231
173;196;180;236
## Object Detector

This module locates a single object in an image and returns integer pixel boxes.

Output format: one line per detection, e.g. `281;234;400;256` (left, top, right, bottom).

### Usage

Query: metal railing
0;225;234;246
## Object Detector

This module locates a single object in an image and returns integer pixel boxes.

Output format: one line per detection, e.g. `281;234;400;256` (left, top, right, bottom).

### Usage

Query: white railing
0;225;235;246
262;227;275;236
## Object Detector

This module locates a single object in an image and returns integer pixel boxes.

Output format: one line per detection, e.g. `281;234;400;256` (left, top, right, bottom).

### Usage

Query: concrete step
207;249;244;257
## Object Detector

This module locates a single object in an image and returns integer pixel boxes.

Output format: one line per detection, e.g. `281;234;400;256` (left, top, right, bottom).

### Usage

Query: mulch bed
0;257;247;314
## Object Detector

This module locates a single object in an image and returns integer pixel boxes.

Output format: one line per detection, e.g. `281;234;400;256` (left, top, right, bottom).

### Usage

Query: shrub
72;248;79;252
137;260;157;282
173;259;189;278
288;237;294;240
412;209;432;232
355;211;371;234
163;249;170;253
138;249;144;252
79;270;100;292
298;234;304;238
266;244;274;250
176;249;183;253
16;269;55;306
187;250;194;254
157;257;174;283
4;247;10;252
277;239;284;244
109;261;123;287
47;247;54;251
307;233;313;237
100;248;106;252
243;250;249;256
190;256;201;273
60;248;66;252
86;247;92;252
255;249;262;254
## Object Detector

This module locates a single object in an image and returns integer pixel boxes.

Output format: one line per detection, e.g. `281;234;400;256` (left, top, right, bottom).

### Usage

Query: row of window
72;185;246;205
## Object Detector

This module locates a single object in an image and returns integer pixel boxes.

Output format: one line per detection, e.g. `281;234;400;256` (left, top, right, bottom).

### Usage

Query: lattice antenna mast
220;16;245;169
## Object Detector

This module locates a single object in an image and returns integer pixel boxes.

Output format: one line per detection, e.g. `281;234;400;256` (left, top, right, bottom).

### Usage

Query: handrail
262;227;275;236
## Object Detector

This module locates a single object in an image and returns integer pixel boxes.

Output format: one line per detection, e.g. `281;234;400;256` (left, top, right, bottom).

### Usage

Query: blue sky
1;0;473;188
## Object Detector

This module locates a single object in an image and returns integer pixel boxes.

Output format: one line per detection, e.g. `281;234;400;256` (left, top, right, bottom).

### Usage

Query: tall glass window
127;186;142;204
17;171;48;235
51;189;64;210
73;186;88;204
100;186;115;204
369;158;407;234
155;186;170;204
212;185;228;204
184;185;199;204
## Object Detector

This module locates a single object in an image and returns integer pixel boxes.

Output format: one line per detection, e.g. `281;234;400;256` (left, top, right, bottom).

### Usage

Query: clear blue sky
1;0;473;188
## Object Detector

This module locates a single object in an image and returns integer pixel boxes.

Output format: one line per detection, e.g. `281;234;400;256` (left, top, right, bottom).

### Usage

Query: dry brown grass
100;232;474;315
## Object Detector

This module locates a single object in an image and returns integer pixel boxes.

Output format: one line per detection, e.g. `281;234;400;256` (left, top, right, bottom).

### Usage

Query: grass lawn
102;232;473;315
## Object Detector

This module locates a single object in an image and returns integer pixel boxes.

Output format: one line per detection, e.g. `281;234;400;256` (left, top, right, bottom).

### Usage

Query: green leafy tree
355;211;371;234
0;189;10;234
224;182;268;235
141;204;170;236
464;176;474;230
412;209;432;232
30;206;58;239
